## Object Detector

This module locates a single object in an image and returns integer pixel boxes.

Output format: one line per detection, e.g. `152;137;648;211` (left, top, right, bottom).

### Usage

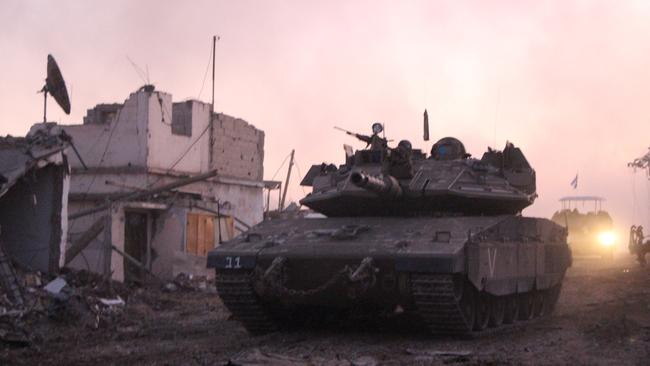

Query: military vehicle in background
551;196;616;260
208;120;571;335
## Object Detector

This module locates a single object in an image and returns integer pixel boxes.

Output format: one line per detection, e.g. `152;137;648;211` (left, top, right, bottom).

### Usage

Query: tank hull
208;216;571;334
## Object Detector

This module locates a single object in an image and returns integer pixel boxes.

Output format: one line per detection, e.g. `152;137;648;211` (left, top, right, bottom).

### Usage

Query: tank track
215;270;277;334
411;273;474;335
411;273;562;336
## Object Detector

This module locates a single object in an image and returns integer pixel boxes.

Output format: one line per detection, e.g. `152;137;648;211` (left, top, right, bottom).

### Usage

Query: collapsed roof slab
0;123;71;273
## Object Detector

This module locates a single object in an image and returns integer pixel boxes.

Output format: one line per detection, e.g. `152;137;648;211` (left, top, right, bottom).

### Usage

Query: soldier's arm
355;134;372;144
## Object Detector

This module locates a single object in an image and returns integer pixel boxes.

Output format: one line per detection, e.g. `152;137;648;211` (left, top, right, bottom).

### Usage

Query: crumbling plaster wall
151;202;230;280
212;182;264;228
0;164;68;273
66;201;110;275
146;95;211;174
62;91;149;170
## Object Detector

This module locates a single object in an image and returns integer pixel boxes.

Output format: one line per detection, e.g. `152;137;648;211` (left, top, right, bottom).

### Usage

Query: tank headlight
597;231;616;247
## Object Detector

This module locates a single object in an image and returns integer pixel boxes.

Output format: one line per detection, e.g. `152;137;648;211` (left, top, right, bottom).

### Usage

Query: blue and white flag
570;174;578;189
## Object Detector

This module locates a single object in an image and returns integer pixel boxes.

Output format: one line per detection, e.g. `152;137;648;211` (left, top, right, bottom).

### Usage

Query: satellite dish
40;54;71;122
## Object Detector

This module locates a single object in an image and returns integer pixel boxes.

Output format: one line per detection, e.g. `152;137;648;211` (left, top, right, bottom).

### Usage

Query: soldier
383;139;414;178
630;225;650;266
637;226;650;266
354;122;388;151
629;225;637;254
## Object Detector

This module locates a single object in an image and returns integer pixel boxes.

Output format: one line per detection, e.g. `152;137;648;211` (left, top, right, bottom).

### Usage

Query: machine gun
334;126;357;136
334;125;389;150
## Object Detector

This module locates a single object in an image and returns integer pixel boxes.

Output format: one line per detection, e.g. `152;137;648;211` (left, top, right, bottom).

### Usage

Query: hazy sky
2;0;650;237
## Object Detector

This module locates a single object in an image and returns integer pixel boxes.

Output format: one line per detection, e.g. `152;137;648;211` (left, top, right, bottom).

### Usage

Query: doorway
124;211;148;283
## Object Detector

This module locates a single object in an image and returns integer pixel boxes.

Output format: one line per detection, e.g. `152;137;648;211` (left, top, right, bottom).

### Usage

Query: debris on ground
404;348;473;357
43;277;67;295
226;348;352;366
1;257;649;365
162;272;214;293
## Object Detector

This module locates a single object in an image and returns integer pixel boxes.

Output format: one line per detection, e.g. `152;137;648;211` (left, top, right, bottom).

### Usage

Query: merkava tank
207;123;572;335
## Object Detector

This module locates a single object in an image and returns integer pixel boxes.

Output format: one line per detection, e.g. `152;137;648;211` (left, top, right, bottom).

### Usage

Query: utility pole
209;35;219;168
103;203;112;279
211;35;216;109
279;149;295;211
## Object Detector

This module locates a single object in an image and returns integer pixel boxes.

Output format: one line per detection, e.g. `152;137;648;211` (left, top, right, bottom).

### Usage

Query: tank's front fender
207;251;256;270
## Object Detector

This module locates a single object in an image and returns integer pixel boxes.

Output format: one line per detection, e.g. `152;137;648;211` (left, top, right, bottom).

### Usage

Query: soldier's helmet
398;140;412;151
431;137;467;160
371;122;383;135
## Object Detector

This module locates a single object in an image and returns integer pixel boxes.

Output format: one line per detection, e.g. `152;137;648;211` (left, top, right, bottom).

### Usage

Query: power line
270;152;292;181
146;121;212;189
197;42;213;101
68;106;124;233
293;158;307;196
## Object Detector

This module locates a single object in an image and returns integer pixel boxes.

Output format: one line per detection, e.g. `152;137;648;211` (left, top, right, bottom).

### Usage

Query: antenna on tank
423;109;430;141
39;54;71;122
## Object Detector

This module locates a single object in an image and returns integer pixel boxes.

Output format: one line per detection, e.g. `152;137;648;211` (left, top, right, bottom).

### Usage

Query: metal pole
265;188;271;214
217;200;223;244
43;90;48;123
279;149;295;211
209;36;217;168
111;245;158;280
211;35;216;109
69;169;218;220
103;203;112;279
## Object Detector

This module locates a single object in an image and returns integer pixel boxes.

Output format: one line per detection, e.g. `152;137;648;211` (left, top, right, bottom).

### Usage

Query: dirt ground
2;254;650;366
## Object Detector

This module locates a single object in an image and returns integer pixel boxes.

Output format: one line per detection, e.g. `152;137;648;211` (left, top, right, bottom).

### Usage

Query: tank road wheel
488;296;506;328
543;284;562;315
473;293;490;331
411;274;476;334
518;292;535;321
455;276;476;332
503;295;519;324
215;270;278;334
532;290;545;318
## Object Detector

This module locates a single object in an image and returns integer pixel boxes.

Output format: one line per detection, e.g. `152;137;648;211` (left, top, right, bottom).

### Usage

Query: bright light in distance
598;231;616;247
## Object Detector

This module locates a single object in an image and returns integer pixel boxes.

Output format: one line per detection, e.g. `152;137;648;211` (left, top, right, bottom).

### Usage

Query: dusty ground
2;255;650;366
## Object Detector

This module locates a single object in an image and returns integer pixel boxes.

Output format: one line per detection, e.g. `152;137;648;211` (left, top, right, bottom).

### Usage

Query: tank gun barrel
350;172;402;198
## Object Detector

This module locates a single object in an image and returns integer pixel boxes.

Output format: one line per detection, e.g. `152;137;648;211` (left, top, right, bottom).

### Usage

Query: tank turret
299;136;536;217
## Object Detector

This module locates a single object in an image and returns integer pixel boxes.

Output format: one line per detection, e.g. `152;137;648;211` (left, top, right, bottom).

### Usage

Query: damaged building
61;86;265;282
0;125;70;276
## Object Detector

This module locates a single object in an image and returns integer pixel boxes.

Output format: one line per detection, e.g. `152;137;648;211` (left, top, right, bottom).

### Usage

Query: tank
551;196;616;259
207;131;572;335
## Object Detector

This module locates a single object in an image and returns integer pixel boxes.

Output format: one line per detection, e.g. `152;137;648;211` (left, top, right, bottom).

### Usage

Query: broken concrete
0;124;70;274
60;86;265;281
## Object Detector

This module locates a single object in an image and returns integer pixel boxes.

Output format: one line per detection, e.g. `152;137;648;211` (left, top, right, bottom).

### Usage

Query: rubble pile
163;272;214;293
0;268;219;350
0;270;122;346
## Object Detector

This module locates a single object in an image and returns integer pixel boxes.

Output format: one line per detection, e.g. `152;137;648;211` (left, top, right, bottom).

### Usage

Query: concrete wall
212;114;264;181
66;201;110;274
0;164;67;273
146;95;211;174
213;183;264;228
62;92;149;170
